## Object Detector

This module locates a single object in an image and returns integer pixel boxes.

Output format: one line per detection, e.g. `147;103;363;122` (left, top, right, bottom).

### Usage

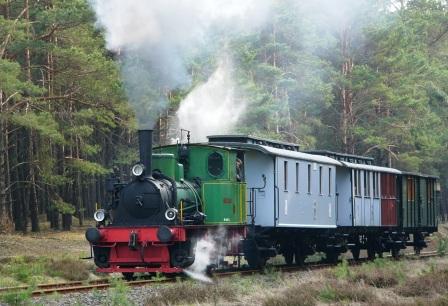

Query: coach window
364;171;371;197
319;166;323;195
295;162;299;193
354;170;361;196
372;172;380;198
284;161;288;191
328;168;332;196
307;164;311;194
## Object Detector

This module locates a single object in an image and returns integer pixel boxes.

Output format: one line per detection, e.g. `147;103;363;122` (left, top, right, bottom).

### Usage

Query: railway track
0;251;439;297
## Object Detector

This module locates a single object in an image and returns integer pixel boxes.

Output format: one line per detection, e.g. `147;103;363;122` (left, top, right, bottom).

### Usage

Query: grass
0;255;94;286
46;257;91;281
263;283;318;306
395;268;448;297
0;286;34;306
437;236;448;256
318;281;376;303
108;277;133;306
349;258;405;288
145;279;236;306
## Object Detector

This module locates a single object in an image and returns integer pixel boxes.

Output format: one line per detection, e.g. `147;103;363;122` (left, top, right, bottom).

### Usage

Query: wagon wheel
414;246;422;255
351;248;360;261
391;248;400;259
325;251;339;263
294;247;305;266
283;250;294;265
122;272;135;281
367;247;376;260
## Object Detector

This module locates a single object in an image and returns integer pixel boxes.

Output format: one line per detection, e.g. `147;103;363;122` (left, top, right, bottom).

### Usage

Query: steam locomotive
85;129;439;278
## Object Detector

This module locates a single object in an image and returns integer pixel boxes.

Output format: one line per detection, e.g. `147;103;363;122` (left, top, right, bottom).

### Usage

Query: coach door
381;173;397;226
352;169;381;226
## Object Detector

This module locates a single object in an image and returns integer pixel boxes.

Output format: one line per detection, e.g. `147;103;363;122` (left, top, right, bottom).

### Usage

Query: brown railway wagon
381;173;397;226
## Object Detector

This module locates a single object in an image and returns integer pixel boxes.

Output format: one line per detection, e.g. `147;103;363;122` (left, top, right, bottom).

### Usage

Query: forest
1;0;448;233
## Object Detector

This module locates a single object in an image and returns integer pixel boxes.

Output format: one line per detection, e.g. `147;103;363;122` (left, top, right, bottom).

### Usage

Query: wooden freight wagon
398;172;438;230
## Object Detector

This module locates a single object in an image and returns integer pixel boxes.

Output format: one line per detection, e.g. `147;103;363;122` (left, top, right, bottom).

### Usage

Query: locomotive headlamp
131;163;145;177
94;209;106;222
165;208;178;221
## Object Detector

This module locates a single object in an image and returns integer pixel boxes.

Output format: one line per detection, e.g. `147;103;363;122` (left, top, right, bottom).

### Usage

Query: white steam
183;238;215;283
89;0;271;128
184;227;235;282
176;60;246;142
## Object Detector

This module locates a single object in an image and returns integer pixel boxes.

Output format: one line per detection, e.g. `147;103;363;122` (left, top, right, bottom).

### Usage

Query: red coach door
381;173;398;226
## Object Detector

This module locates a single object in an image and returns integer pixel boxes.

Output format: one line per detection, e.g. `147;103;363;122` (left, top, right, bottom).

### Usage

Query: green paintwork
153;145;237;182
202;182;246;224
401;174;437;228
152;153;184;180
153;144;246;225
175;181;200;216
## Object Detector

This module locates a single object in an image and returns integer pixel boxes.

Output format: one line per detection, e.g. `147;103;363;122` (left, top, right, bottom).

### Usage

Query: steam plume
176;60;246;142
88;0;271;128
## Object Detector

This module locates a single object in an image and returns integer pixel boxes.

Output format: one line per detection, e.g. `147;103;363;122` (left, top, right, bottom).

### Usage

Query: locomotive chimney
138;129;153;176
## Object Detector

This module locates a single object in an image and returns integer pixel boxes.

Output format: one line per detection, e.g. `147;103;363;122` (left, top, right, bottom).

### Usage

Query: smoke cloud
89;0;271;128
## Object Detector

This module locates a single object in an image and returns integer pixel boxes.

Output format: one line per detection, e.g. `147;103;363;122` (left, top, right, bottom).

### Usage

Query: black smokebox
138;129;153;176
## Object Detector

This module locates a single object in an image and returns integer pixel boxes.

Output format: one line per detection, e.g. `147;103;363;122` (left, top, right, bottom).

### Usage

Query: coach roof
340;161;401;174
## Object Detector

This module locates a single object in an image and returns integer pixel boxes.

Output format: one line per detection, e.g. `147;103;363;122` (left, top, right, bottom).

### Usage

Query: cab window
208;152;224;177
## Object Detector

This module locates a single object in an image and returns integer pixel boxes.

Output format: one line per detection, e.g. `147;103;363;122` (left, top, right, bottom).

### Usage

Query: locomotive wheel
170;245;194;268
351;248;360;261
122;272;135;281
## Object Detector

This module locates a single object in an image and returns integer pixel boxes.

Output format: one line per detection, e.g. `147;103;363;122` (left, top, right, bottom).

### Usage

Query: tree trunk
0;90;14;232
28;130;39;232
339;26;355;154
62;213;71;231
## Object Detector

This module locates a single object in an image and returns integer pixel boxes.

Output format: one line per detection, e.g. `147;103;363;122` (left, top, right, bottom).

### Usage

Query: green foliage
52;198;75;214
334;258;351;279
0;286;34;306
12;112;65;144
108;277;133;306
437;237;448;256
68;158;110;176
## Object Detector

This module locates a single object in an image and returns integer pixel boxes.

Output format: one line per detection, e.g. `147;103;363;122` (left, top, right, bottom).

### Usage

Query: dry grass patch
318;280;377;303
263;283;318;306
352;269;399;287
395;269;448;297
145;280;236;306
46;257;92;281
263;279;378;306
0;255;93;285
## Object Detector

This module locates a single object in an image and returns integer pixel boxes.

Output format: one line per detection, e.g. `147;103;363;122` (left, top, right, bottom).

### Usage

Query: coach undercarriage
243;226;435;268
